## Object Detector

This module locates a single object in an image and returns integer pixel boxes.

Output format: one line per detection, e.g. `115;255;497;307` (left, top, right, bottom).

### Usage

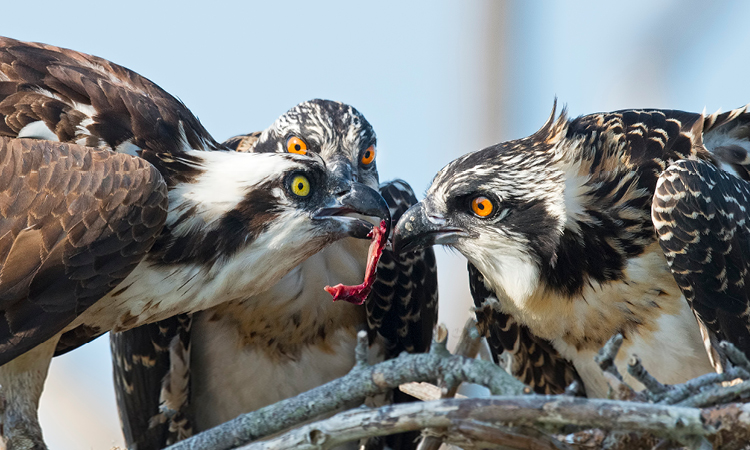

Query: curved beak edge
393;203;464;254
313;183;391;239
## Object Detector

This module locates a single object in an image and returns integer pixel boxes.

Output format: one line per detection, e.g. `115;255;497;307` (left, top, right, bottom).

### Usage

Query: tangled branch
165;324;750;450
236;396;750;450
166;327;524;450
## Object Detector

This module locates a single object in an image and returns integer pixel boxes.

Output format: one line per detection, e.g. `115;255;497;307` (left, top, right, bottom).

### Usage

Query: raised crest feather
690;110;706;152
531;98;569;146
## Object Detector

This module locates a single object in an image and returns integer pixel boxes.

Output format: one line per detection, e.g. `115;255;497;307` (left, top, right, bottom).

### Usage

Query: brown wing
0;36;222;185
0;137;167;365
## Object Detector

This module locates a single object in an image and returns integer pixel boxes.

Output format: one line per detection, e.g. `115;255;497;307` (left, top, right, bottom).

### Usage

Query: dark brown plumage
111;313;193;448
0;36;219;186
0;137;167;365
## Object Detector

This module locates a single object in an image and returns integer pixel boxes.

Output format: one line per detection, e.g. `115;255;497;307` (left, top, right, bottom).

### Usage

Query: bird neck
539;151;654;299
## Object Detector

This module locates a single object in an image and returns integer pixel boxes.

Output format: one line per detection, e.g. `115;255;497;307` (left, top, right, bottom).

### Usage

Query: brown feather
0;37;224;187
0;136;168;365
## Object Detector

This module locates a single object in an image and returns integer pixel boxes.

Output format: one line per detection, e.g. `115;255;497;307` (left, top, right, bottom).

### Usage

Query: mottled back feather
368;180;438;355
0;137;168;365
654;159;750;369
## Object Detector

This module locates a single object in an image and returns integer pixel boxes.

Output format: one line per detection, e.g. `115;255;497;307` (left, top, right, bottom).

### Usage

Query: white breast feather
70;208;330;332
460;234;540;310
549;250;714;397
190;319;358;429
189;238;372;428
559;297;713;398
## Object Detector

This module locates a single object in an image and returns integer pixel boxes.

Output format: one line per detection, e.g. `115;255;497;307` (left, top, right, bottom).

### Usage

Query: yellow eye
361;145;375;165
290;175;311;197
471;196;493;217
287;136;308;155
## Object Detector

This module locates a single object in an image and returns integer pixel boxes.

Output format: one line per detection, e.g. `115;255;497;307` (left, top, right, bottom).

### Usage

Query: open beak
393;203;465;254
313;182;391;239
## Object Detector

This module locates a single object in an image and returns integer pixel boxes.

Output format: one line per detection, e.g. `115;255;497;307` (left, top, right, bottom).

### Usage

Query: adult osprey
110;100;439;450
0;37;392;449
394;103;750;397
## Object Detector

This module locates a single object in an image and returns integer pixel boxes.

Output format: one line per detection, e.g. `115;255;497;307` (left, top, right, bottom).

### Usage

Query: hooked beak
393;203;466;254
313;182;391;239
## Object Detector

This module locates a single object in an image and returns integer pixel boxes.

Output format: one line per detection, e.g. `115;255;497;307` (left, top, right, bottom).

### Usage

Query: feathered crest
531;98;569;146
689;109;706;152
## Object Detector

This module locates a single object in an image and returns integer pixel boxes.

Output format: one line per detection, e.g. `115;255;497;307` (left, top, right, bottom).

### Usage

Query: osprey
0;38;391;450
110;100;439;450
394;103;750;397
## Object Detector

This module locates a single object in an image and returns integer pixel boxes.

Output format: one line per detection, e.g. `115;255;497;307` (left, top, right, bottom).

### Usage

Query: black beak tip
392;230;410;254
393;222;432;254
382;216;393;240
350;220;375;239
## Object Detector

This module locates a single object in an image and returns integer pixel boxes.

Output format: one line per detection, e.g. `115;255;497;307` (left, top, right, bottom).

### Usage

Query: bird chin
397;228;468;254
319;215;374;240
432;229;468;246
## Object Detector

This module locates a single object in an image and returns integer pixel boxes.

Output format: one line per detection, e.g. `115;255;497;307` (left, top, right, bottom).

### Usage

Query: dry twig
627;355;668;396
166;329;524;450
721;341;750;375
235;396;750;450
418;319;486;450
594;333;623;381
166;328;750;450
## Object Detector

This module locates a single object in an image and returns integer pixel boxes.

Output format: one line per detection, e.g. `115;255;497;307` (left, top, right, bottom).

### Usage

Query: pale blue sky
3;1;750;448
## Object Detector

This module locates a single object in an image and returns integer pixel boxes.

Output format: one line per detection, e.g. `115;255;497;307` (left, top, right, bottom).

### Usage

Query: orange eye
361;145;375;165
471;196;494;217
287;136;308;155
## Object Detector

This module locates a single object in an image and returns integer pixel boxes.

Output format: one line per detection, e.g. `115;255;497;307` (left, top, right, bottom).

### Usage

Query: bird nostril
331;178;351;197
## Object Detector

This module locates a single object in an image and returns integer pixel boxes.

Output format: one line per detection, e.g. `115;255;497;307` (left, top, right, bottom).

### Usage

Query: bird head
253;99;379;190
240;98;389;245
274;152;389;243
143;148;391;313
162;149;389;269
393;105;572;306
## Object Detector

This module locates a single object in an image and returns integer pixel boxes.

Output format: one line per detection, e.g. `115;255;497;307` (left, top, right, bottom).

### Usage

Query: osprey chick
110;100;438;450
395;102;750;396
0;37;390;449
